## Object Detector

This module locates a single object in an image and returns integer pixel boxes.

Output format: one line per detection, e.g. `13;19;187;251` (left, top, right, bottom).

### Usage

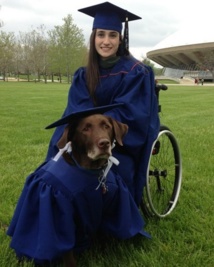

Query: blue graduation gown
7;155;148;265
46;56;160;205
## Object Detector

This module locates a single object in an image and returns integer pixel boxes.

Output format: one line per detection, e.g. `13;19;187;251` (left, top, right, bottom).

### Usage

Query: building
147;27;214;81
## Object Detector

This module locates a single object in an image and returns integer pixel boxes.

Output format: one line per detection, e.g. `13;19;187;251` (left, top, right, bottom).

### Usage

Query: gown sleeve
7;166;77;264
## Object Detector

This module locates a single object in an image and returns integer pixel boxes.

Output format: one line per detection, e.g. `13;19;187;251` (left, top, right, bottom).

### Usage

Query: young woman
7;2;159;266
46;2;160;206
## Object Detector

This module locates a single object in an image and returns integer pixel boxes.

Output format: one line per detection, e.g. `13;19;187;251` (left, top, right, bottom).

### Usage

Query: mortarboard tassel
124;16;129;51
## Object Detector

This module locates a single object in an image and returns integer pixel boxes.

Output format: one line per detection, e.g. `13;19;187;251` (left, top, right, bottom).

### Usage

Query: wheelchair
141;83;182;218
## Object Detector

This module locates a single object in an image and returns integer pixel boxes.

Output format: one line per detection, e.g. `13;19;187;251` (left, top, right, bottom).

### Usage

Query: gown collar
99;56;120;69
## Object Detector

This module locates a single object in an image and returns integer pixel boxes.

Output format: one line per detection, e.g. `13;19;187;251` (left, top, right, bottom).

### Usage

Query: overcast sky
0;0;212;60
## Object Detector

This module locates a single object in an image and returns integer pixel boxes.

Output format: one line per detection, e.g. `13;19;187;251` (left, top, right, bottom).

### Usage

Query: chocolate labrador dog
7;112;131;267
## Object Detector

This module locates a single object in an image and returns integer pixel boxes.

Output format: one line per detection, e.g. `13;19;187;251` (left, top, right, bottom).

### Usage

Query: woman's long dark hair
86;29;130;105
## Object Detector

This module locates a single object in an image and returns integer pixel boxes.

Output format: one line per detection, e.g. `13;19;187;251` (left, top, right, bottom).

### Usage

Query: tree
28;25;50;82
142;58;155;69
142;57;163;76
16;31;34;81
48;14;87;83
0;31;15;80
15;26;50;82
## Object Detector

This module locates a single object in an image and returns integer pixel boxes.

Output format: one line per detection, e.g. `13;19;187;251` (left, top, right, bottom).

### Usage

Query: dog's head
57;114;128;168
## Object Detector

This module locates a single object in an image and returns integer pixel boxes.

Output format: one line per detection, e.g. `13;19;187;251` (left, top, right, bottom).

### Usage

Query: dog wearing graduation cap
7;104;149;267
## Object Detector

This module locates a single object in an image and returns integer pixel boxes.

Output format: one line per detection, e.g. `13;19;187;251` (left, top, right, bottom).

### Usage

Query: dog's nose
98;139;110;148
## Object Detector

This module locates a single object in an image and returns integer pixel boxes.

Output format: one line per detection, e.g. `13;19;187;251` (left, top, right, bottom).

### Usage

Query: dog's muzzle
87;138;112;160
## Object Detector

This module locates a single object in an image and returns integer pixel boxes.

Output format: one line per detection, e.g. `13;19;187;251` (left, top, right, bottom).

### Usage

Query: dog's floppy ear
110;118;128;146
57;125;70;149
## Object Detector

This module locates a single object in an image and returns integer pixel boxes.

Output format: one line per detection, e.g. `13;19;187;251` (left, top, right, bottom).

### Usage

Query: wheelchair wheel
141;125;182;218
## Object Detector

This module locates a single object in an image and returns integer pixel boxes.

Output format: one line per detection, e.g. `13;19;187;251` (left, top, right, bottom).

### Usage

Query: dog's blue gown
7;154;149;265
46;56;160;206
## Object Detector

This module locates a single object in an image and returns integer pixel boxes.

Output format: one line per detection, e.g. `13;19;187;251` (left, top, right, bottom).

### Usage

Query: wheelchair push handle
154;80;168;113
155;83;168;91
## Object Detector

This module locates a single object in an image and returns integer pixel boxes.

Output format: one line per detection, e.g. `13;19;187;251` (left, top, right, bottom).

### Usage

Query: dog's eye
103;123;110;129
82;127;89;132
82;124;91;132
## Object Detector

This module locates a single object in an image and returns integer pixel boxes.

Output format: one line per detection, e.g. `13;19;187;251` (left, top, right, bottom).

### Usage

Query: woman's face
95;29;121;60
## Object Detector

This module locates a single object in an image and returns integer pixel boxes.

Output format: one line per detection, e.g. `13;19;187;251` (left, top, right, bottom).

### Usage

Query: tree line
0;14;88;83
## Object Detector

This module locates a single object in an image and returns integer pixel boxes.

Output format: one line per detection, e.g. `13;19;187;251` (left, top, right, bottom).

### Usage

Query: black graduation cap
78;1;141;50
45;103;124;129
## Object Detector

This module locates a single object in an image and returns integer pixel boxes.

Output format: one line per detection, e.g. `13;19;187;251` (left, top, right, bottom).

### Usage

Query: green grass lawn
0;82;214;267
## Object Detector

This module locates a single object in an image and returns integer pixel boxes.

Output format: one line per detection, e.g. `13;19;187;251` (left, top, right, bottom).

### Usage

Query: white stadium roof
147;26;214;68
